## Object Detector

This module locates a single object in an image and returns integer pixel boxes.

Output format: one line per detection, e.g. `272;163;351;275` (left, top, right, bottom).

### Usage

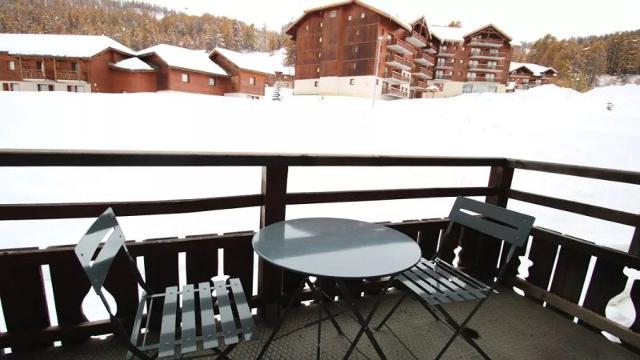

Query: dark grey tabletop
252;218;421;279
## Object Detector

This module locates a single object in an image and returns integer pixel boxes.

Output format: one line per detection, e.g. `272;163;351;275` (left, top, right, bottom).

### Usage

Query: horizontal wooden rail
509;277;640;349
509;189;640;227
0;187;494;221
531;227;640;268
0;149;505;167
508;159;640;185
286;187;497;205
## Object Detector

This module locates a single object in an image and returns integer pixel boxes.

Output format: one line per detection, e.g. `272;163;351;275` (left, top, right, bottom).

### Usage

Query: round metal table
253;218;421;360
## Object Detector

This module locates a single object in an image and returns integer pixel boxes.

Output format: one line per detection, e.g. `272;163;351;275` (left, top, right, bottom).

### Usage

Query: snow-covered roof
137;44;228;76
211;48;294;75
286;0;411;34
510;62;558;76
430;24;513;43
111;57;154;71
429;25;469;43
0;33;135;58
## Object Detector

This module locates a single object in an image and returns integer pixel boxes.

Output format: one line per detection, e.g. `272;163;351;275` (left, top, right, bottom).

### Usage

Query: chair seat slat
198;282;219;350
423;261;487;300
406;266;468;302
432;259;491;291
229;278;255;340
214;280;239;345
415;262;478;301
398;274;448;305
180;284;197;354
158;286;178;358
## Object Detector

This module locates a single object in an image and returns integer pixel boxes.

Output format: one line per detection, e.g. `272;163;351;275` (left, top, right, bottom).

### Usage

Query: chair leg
435;299;492;360
374;292;408;331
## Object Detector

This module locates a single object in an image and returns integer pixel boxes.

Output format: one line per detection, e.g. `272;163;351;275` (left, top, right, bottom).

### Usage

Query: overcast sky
137;0;640;42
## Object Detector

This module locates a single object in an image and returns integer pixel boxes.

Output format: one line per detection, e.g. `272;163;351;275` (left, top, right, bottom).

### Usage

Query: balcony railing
22;69;45;79
469;37;505;47
468;63;504;72
437;50;456;57
412;66;433;79
435;62;454;69
386;38;414;56
469;50;506;59
410;79;429;90
405;31;428;48
425;42;439;54
382;86;409;98
385;53;413;71
414;52;435;67
434;74;453;80
56;70;81;81
469;77;501;83
1;150;640;356
383;70;410;84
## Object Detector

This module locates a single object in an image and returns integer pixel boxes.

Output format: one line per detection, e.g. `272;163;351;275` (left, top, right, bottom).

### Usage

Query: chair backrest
74;208;145;314
447;197;535;249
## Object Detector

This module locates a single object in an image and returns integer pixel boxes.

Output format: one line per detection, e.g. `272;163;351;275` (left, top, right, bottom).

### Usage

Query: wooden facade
0;150;639;355
139;53;228;95
210;51;268;98
509;66;558;90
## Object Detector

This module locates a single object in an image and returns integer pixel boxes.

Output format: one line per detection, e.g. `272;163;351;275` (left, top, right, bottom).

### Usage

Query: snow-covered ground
0;85;639;339
0;85;638;251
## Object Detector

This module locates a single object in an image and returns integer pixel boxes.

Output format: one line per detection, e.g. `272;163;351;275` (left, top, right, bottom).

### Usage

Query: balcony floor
7;288;638;359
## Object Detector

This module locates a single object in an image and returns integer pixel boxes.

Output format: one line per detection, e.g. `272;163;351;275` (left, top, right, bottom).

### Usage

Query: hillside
0;0;288;52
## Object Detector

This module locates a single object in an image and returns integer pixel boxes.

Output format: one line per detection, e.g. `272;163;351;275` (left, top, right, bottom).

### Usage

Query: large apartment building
286;0;517;98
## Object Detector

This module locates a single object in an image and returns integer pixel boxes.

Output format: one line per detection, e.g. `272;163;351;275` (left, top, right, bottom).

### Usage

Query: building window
486;74;496;82
73;63;80;72
459;59;464;64
467;72;477;81
349;78;355;85
348;15;352;21
457;72;462;76
181;73;189;82
329;10;337;18
209;78;216;86
36;61;43;71
436;70;444;79
306;25;309;31
9;61;15;71
318;37;323;43
37;84;49;91
488;86;497;93
463;84;473;93
314;81;319;87
353;45;358;53
11;83;20;91
361;12;365;18
316;67;320;73
318;52;322;58
249;77;256;85
356;30;360;36
352;63;357;70
320;21;323;28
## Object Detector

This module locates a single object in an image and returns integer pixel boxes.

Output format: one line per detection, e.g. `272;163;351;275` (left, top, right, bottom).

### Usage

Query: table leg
337;279;394;360
307;279;344;335
256;277;307;360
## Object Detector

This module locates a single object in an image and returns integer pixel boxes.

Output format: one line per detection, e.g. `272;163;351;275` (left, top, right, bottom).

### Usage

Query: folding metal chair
74;208;255;359
375;197;535;359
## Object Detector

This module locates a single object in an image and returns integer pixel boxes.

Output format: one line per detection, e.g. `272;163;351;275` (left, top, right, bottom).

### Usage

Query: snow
137;44;227;76
111;57;154;71
212;48;293;75
430;25;469;42
1;84;639;334
0;33;135;58
510;62;557;76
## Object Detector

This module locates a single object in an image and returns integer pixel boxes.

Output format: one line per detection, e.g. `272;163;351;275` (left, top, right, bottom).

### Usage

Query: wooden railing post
258;165;288;320
485;164;514;207
629;225;640;256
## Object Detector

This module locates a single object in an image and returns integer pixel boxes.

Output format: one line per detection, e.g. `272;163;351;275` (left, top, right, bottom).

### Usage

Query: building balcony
437;51;456;58
424;42;439;54
383;70;410;85
385;53;413;71
434;74;453;81
22;69;45;79
435;63;454;70
468;77;502;83
0;151;638;360
56;70;85;81
413;52;435;67
386;38;414;56
405;31;428;48
468;64;504;73
382;85;409;98
469;37;505;48
412;66;433;80
469;51;506;60
410;79;429;90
